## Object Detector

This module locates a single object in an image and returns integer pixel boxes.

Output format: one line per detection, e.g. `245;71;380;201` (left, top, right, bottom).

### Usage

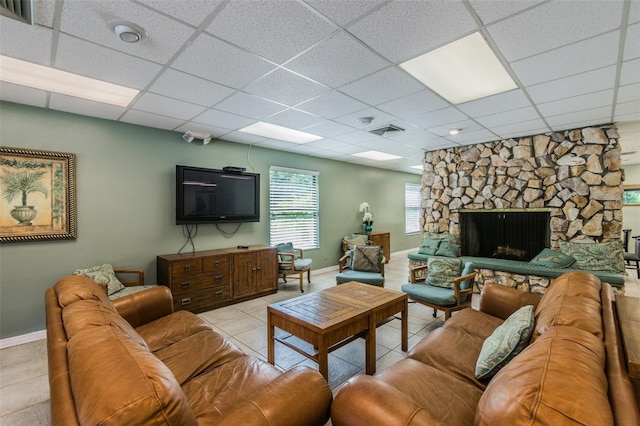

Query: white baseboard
0;330;46;349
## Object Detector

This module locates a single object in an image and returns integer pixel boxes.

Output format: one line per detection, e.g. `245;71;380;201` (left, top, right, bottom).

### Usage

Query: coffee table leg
318;338;329;380
402;298;408;352
267;312;275;366
366;315;376;375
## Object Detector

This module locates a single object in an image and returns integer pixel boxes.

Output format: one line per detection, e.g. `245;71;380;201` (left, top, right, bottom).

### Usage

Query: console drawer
203;255;231;273
170;274;228;295
174;285;232;313
171;258;203;280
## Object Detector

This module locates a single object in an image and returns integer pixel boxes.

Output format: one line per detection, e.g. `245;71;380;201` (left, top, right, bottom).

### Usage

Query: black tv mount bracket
223;166;246;173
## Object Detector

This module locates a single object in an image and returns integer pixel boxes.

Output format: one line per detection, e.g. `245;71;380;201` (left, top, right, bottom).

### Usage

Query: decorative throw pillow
435;241;460;258
351;245;382;273
73;264;125;296
423;232;459;245
345;236;368;250
277;242;297;262
558;241;624;273
475;305;535;380
529;248;575;268
425;257;463;289
418;239;440;255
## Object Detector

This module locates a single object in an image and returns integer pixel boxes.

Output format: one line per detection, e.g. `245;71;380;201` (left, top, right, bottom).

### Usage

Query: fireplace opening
460;210;551;261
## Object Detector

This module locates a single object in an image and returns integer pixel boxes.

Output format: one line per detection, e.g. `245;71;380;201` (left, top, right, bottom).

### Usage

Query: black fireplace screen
460;211;551;261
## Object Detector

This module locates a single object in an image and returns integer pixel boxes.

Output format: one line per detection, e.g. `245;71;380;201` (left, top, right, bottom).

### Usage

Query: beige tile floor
1;251;639;425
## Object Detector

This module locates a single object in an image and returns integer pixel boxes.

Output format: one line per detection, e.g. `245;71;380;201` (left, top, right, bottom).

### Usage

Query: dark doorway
460;211;551;261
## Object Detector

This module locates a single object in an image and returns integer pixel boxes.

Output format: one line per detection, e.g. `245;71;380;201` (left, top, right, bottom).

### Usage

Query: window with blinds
269;166;319;249
405;182;421;234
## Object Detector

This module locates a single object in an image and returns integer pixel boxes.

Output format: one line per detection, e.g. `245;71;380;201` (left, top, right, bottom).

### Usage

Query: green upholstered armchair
276;242;313;292
336;245;385;287
401;258;476;321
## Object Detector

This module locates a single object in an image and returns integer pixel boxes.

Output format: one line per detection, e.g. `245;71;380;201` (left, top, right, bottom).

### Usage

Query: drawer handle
184;265;191;272
181;298;191;305
181;282;191;289
215;275;223;281
215;261;220;266
256;266;261;271
215;291;224;297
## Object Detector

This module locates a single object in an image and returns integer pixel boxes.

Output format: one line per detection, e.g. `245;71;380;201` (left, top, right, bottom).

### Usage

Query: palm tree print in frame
0;147;76;243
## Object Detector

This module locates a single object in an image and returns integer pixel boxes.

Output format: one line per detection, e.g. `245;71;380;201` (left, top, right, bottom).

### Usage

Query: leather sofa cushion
182;355;283;423
374;358;483;425
533;271;603;341
54;275;113;308
154;329;245;385
68;325;197;425
135;310;213;352
443;307;504;338
476;325;612;426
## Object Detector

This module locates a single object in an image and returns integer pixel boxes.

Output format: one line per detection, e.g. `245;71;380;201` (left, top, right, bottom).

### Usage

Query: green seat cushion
401;283;458;306
475;305;535;380
336;270;384;286
408;252;435;262
530;248;575;268
293;258;312;271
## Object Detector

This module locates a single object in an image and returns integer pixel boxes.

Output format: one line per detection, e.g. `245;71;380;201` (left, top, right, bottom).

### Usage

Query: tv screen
176;165;260;224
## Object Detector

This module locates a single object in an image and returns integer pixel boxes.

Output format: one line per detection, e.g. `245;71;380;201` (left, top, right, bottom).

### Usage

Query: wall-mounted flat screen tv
176;165;260;224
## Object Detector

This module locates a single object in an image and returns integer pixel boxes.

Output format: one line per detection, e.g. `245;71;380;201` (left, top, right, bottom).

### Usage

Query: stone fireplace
419;125;623;293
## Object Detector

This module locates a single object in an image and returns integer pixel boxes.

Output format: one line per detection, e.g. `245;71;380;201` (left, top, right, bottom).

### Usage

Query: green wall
623;164;640;244
0;102;421;339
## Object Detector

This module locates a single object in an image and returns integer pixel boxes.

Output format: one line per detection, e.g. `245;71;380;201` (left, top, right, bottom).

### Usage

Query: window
405;183;421;234
269;166;319;249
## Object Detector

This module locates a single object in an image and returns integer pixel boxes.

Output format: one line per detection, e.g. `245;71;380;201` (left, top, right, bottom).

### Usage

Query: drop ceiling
1;0;639;174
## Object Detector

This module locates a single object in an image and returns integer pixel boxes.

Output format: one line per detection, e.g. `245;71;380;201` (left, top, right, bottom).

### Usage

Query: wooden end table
267;282;408;380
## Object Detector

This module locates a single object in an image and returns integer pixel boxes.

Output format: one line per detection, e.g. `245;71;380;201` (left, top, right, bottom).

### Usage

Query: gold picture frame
0;147;76;243
623;184;640;206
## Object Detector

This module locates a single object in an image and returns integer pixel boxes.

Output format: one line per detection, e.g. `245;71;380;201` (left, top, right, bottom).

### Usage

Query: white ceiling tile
296;90;367;119
131;93;206;120
149;69;235;107
630;0;640;24
120;110;185;130
49;93;125;120
488;1;622;62
624;22;640;61
526;66;617;104
302;138;353;151
334;130;379;144
618;83;640;104
192;108;255;130
301;120;355;137
497;128;550;140
264;109;323;130
285;32;388;87
0;82;47;108
476;106;541;128
615;112;640;123
339;67;424;105
377;90;449;118
303;1;386;26
620;58;640;86
468;0;545;25
445;128;498;144
59;1;194;63
427;120;483;137
347;1;478;63
488;118;549;137
138;0;223;26
538;89;614;118
255;139;298;150
55;34;162;89
333;107;396;128
174;123;232;139
207;0;336;64
407;107;469;129
34;0;56;28
171;33;275;89
245;68;329;106
383;127;441;144
214;92;286;120
0;16;52;65
545;106;612;129
616;100;640;116
221;131;267;144
510;31;620;86
457;89;532;118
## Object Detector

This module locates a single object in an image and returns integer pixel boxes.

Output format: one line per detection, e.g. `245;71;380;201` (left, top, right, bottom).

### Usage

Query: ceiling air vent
1;0;34;24
369;124;405;136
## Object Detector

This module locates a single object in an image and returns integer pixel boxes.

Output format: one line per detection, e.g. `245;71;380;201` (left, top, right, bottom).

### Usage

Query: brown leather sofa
45;275;332;425
331;271;639;425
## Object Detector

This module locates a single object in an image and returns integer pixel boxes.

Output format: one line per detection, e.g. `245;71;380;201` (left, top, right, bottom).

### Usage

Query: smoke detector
369;124;405;137
109;20;148;43
358;116;374;125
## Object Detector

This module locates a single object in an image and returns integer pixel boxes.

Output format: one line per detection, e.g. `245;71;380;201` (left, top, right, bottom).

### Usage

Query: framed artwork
623;185;640;206
0;147;76;243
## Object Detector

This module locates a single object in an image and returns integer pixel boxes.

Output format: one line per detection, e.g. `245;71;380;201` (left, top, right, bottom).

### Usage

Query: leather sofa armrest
479;282;541;320
112;286;174;328
217;367;332;426
331;375;432;426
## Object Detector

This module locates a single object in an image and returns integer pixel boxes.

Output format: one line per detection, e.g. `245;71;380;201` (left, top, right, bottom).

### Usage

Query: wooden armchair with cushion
401;257;476;321
336;245;385;287
276;242;313;292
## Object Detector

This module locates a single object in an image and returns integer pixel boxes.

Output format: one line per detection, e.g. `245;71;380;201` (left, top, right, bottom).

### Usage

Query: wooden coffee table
267;282;408;380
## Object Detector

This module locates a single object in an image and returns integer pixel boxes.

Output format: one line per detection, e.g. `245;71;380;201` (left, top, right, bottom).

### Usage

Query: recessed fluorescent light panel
238;122;323;144
0;55;139;107
400;32;517;104
352;151;402;161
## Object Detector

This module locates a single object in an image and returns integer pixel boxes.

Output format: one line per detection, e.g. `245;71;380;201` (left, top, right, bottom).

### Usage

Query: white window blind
269;166;319;249
405;182;421;234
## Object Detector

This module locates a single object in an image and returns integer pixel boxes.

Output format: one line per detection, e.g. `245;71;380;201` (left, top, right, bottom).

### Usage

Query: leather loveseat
331;271;639;425
45;275;332;425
